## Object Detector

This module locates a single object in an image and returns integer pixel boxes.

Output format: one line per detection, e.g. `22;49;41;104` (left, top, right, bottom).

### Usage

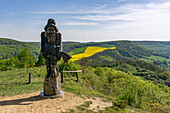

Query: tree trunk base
43;72;62;96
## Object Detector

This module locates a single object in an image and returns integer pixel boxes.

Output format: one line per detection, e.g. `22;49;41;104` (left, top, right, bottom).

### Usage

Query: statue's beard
47;33;55;37
46;33;56;45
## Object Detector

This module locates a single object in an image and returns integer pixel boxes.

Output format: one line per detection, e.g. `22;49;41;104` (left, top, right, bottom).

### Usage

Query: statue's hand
41;52;46;57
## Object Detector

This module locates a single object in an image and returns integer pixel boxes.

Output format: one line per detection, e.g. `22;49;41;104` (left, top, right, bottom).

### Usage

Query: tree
17;48;35;68
36;53;45;66
78;58;92;74
0;56;5;70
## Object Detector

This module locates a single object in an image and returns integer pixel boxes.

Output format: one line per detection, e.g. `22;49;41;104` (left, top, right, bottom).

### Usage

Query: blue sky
0;0;170;42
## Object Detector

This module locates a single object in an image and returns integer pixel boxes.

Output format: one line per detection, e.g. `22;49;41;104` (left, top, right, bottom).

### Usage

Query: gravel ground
0;91;112;113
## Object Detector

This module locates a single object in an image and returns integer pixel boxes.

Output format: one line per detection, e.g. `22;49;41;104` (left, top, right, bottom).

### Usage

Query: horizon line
1;37;170;43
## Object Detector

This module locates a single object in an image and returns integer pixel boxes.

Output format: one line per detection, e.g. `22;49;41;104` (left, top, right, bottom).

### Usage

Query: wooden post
61;72;64;83
27;73;31;84
76;72;79;82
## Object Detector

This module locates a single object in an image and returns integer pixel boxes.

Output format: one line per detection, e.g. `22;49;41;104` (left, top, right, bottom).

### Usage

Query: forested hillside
65;40;170;59
0;38;82;59
1;38;169;59
1;38;170;69
89;41;169;59
76;41;170;87
134;41;170;54
81;58;170;87
0;38;40;59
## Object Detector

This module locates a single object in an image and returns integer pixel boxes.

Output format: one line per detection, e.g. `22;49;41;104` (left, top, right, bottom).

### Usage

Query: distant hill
1;38;170;63
63;41;170;58
91;41;169;59
133;41;170;54
76;41;170;70
0;38;40;59
67;41;170;61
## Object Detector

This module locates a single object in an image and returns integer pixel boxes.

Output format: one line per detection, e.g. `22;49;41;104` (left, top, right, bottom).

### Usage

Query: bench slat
62;70;82;72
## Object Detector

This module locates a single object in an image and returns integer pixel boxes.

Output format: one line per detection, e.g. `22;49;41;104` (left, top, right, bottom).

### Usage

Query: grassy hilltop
0;62;170;112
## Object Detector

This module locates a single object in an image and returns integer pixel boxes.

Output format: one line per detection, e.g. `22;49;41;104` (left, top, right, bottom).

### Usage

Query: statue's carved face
47;26;56;34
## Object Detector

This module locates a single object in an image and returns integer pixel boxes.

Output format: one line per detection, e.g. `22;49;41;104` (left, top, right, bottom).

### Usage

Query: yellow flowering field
70;46;116;61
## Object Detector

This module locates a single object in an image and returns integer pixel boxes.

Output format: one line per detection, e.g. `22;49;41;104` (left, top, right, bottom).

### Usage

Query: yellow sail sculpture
70;46;116;61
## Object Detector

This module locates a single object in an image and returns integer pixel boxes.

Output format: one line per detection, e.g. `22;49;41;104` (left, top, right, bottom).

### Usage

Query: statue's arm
41;32;45;53
57;32;62;51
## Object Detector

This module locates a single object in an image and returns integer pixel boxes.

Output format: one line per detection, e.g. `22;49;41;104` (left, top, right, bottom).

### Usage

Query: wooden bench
61;70;82;83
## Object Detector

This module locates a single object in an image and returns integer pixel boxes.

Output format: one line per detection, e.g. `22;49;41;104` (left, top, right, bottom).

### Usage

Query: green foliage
147;101;170;113
0;38;40;59
58;61;81;77
58;61;81;72
35;53;46;66
112;100;128;109
17;48;35;68
81;67;170;111
94;67;104;76
68;47;87;55
0;48;36;71
87;59;170;87
134;41;170;54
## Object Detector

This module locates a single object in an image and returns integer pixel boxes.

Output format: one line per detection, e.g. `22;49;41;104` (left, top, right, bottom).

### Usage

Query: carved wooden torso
47;34;56;45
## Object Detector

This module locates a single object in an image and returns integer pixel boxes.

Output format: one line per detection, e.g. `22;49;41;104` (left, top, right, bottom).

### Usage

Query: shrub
94;67;104;76
58;61;81;72
112;100;128;109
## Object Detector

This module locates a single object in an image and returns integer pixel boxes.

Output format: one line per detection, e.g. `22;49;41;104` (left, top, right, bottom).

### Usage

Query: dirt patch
0;91;85;113
0;92;112;113
87;97;112;111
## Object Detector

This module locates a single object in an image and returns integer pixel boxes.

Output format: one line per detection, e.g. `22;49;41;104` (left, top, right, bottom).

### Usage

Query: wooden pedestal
44;72;61;96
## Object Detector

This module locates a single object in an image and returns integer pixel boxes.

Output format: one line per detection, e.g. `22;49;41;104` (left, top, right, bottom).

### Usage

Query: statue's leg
55;61;59;72
44;58;53;96
56;47;61;60
51;64;57;77
45;58;51;78
51;56;61;94
55;47;60;72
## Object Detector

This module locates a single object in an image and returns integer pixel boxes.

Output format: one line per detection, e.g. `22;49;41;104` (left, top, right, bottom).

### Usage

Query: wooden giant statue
40;18;71;97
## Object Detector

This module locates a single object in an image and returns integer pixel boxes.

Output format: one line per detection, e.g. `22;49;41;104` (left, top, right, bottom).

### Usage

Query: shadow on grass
0;95;46;106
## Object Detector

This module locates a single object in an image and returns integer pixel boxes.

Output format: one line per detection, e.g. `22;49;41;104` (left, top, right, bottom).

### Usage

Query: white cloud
69;1;170;41
73;1;170;21
59;22;98;26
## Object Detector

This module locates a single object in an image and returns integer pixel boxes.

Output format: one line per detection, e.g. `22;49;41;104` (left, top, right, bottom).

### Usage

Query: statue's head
47;18;56;25
44;18;59;32
46;26;57;34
